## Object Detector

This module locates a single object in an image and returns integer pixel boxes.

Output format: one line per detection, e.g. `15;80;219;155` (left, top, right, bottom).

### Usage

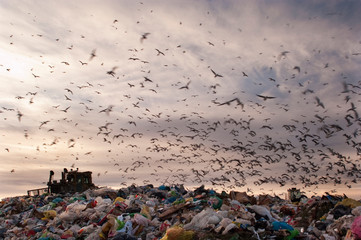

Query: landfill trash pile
1;184;361;240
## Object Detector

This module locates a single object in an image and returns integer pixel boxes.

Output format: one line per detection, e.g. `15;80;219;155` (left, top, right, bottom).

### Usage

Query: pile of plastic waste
1;184;361;239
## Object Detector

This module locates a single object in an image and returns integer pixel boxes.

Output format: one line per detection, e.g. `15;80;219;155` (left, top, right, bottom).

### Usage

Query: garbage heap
1;184;361;240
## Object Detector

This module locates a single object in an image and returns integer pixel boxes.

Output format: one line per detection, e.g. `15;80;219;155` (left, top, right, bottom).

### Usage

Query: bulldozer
27;168;96;196
287;187;307;202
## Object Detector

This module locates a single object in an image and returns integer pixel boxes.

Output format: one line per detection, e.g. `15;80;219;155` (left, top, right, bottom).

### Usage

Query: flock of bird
1;3;361;196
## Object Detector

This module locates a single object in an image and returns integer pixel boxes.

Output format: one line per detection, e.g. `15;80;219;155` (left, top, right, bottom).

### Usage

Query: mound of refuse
1;184;361;239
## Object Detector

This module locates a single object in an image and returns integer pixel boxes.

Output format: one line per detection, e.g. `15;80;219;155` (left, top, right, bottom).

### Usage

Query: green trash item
284;229;299;240
116;219;125;230
208;196;223;210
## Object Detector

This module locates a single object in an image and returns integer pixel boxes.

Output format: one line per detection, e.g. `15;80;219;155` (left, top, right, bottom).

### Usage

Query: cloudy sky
1;0;361;200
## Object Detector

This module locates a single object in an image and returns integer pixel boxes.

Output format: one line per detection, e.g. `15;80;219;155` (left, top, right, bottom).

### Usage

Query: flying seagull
218;98;244;108
257;94;276;101
315;96;325;108
99;105;114;115
140;33;150;43
179;80;191;90
89;49;97;61
107;66;118;77
211;69;223;78
17;110;23;122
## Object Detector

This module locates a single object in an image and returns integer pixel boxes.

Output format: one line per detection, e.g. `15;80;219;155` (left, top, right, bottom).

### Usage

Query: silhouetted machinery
27;168;95;196
287;187;307;202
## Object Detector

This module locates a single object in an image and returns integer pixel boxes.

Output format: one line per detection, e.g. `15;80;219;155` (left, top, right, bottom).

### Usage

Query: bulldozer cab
287;187;306;202
28;168;96;196
48;168;95;194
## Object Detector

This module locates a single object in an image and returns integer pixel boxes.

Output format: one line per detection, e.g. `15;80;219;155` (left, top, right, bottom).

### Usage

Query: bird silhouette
107;66;118;77
60;106;70;113
179;80;191;90
140;33;150;43
144;77;153;83
257;94;276;101
155;49;165;56
315;96;325;108
39;121;50;129
17;110;23;122
211;69;223;78
89;49;97;61
64;88;73;94
99;105;114;115
218;98;244;108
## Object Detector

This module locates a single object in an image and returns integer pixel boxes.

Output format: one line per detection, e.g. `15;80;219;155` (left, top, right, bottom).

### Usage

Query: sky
0;0;361;200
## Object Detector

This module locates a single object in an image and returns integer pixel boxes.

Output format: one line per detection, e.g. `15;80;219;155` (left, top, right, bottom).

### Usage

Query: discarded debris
1;184;361;239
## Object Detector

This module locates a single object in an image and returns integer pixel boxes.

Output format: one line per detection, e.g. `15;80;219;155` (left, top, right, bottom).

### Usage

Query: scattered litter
0;184;360;239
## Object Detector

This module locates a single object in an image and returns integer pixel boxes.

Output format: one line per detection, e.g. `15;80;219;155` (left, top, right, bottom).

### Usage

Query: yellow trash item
337;198;361;209
141;205;151;219
160;226;194;240
113;197;125;204
41;210;57;220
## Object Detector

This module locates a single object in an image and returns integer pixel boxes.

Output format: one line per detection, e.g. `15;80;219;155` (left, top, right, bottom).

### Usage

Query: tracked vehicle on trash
27;168;96;196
